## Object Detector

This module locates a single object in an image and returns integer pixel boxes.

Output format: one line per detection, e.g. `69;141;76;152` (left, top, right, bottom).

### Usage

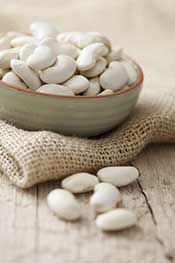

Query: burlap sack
0;86;174;188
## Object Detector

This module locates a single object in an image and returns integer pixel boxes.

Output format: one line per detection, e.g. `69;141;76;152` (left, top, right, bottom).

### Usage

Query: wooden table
0;144;175;263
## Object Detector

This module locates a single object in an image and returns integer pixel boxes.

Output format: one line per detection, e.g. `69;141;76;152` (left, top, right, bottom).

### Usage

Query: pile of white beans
47;166;139;232
0;22;138;96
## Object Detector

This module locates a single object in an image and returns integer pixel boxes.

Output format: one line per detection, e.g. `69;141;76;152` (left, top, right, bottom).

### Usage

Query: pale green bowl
0;61;143;137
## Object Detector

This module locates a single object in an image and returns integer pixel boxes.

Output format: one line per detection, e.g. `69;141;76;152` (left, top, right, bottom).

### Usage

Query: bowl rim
0;59;144;99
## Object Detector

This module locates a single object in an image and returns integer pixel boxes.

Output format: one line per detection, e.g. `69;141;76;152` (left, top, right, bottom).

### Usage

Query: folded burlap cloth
0;87;174;188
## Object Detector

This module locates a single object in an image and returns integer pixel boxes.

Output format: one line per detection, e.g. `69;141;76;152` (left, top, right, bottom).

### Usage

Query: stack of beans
0;22;138;96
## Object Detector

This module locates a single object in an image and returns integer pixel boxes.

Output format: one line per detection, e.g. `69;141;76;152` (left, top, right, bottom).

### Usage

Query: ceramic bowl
0;60;143;137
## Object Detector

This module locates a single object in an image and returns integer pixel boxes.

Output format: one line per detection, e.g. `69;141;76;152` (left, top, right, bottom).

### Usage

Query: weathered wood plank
132;144;175;260
35;176;165;263
0;174;37;263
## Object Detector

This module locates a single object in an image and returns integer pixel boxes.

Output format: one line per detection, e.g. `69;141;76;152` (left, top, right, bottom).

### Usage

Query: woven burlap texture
0;87;174;188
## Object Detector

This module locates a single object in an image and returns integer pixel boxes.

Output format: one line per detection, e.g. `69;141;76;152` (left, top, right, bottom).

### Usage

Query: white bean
97;166;139;187
90;183;122;213
39;55;77;84
0;26;139;99
63;75;89;94
20;44;37;61
57;32;111;49
0;48;20;69
11;59;41;90
83;77;101;96
47;189;81;221
37;84;74;96
11;36;38;47
96;209;137;231
0;68;9;78
121;60;138;85
6;31;26;39
40;38;79;58
27;45;56;71
2;71;27;88
30;22;58;39
0;35;11;50
77;43;108;71
56;43;80;59
88;32;111;49
40;37;58;53
107;46;123;63
81;57;107;78
100;61;128;91
97;89;113;96
57;32;86;48
61;172;99;193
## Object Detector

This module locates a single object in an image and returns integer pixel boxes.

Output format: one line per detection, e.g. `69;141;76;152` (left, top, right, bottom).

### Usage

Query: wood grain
132;144;175;260
0;144;175;263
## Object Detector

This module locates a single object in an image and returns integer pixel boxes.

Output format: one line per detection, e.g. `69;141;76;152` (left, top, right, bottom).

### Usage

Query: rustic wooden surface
0;144;174;263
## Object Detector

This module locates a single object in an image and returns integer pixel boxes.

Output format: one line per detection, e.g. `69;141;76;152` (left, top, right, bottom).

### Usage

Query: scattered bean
47;189;81;221
96;208;137;231
90;183;122;213
61;172;99;193
97;166;139;187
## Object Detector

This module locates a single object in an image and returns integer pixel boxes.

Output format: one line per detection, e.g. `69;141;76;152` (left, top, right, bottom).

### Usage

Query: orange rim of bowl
0;59;144;99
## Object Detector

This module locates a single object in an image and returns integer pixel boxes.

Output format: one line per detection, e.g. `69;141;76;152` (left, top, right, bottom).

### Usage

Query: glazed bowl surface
0;60;144;137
